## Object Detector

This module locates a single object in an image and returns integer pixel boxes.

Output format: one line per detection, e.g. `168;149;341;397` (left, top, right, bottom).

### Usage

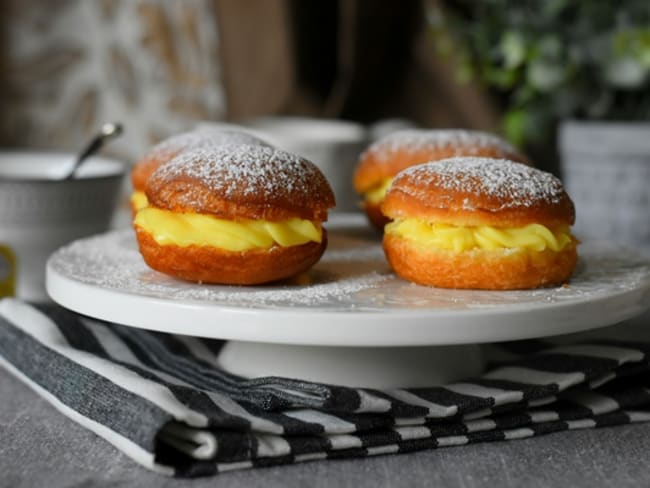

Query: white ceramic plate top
46;218;650;346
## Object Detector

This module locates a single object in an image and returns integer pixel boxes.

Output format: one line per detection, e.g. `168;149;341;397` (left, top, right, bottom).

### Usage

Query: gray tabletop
2;368;650;488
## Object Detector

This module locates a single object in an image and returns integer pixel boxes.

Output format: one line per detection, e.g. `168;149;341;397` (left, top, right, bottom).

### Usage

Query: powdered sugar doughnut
354;129;528;230
130;130;270;213
134;144;335;285
381;157;578;290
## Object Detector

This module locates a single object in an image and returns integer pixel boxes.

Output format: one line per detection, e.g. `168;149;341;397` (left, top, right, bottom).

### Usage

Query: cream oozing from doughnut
381;157;578;289
134;144;335;285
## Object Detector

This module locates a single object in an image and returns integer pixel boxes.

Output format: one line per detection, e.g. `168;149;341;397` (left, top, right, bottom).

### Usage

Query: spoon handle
65;122;124;179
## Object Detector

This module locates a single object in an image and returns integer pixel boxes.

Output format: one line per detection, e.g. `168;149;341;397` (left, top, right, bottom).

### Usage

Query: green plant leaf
500;31;526;69
537;35;563;59
605;57;646;88
503;109;527;148
428;0;650;146
527;60;566;92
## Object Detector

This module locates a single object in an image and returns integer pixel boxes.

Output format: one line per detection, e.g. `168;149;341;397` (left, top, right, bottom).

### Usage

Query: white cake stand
46;215;650;388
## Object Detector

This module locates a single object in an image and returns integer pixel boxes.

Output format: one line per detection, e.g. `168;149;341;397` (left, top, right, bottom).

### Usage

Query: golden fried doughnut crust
131;159;163;192
131;130;270;191
354;129;529;194
135;226;327;285
383;233;578;289
381;157;575;228
146;144;335;222
363;201;390;231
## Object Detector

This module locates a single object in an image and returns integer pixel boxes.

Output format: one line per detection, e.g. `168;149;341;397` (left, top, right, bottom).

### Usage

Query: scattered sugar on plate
48;230;650;313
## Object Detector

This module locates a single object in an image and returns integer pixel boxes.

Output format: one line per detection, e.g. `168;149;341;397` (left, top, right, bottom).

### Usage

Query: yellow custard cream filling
134;207;322;251
131;191;149;212
386;219;572;252
365;178;394;204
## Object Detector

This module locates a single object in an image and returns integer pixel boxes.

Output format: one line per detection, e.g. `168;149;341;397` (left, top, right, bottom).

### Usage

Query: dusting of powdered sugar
395;157;566;208
364;129;519;162
143;129;270;162
150;144;334;204
48;229;650;315
48;230;389;309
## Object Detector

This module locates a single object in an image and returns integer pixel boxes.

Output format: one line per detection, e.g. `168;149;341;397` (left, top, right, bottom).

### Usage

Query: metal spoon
63;122;124;179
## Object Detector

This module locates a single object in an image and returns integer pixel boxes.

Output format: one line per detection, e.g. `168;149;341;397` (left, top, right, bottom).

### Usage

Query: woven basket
559;121;650;248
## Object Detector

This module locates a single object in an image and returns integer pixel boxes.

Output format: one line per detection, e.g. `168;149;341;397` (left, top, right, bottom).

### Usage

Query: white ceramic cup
0;151;125;302
198;118;368;212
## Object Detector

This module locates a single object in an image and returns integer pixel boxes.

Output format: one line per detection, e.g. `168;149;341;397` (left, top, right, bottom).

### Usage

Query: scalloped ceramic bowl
0;151;125;301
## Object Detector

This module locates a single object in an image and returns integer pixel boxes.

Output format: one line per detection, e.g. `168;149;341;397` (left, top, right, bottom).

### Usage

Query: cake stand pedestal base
217;341;485;388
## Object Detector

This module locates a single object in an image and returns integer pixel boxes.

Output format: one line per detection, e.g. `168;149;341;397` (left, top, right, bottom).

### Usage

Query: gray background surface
2;368;650;488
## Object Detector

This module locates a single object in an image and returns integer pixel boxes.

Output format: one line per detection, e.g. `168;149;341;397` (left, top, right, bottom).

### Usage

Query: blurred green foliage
429;0;650;147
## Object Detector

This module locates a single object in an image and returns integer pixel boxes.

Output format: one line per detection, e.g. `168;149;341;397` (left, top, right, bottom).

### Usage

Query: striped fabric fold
1;298;649;477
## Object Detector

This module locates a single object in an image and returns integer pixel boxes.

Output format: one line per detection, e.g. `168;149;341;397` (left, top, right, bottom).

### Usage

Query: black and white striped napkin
1;298;650;477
